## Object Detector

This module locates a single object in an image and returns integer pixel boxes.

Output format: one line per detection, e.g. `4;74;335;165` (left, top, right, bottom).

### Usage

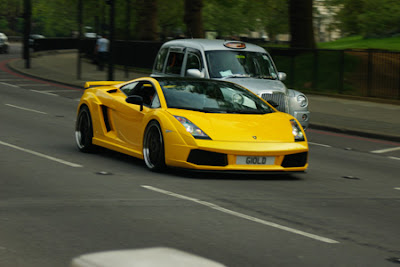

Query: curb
7;60;83;89
309;123;400;143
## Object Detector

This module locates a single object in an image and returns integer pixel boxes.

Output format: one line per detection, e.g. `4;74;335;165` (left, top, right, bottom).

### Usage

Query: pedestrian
95;35;109;71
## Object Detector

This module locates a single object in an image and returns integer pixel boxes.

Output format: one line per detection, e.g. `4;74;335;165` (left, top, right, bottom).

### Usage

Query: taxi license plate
236;156;275;165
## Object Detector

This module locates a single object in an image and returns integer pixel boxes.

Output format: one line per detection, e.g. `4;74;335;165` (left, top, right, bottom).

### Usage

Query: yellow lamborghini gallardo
75;77;308;172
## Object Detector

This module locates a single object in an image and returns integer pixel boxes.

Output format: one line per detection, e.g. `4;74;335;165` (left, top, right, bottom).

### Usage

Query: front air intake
187;150;228;166
281;152;308;167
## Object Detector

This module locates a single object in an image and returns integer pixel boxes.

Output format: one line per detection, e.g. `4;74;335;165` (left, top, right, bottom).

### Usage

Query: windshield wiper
256;75;276;80
222;74;251;79
225;109;269;114
170;107;225;113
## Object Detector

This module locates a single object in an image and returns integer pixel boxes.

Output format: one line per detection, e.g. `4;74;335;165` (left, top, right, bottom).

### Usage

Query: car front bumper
165;139;309;172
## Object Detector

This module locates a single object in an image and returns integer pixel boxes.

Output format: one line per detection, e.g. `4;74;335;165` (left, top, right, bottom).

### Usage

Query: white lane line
309;142;332;148
5;104;47;114
371;147;400;154
0;82;19;88
141;185;339;244
394;188;400;190
19;84;51;87
0;140;82;168
389;156;400;161
30;89;58;96
0;79;24;81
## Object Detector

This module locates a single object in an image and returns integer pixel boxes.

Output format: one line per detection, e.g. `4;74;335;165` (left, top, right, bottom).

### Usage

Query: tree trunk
184;0;204;38
136;0;158;40
125;0;131;40
289;0;316;49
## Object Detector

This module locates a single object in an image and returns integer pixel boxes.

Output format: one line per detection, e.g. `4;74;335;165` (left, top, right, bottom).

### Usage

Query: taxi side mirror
186;69;204;78
278;72;287;81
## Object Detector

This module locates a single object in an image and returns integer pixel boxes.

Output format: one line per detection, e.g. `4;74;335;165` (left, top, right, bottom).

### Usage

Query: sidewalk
8;50;400;142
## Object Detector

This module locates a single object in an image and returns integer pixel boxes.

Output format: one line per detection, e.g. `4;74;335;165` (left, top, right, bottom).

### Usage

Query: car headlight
297;95;308;108
174;116;211;139
290;119;305;142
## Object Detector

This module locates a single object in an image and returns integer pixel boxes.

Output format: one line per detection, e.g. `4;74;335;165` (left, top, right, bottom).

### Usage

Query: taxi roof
161;39;267;53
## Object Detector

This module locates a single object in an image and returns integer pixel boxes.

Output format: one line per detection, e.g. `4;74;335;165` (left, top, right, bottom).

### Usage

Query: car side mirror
126;95;144;111
186;69;204;78
278;72;287;81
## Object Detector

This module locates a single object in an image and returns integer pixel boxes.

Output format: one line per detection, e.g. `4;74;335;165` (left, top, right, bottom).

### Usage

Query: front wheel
75;106;95;152
143;121;166;171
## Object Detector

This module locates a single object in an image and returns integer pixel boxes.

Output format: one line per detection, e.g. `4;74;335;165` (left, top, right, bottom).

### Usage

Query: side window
150;94;161;108
165;51;184;75
120;82;138;96
185;50;203;75
154;48;168;72
130;82;157;107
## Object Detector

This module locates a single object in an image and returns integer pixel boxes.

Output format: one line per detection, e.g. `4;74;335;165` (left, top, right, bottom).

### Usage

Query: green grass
318;35;400;51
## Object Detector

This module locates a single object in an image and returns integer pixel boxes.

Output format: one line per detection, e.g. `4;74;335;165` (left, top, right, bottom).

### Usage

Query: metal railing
267;47;400;100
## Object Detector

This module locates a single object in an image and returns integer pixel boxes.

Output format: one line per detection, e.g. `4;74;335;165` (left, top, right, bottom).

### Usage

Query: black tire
143;121;166;171
75;106;95;152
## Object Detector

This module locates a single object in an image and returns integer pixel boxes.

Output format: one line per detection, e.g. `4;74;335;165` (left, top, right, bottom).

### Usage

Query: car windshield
206;50;278;79
159;79;274;114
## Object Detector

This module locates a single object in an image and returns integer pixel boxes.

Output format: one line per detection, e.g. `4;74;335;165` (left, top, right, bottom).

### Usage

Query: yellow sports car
75;77;308;172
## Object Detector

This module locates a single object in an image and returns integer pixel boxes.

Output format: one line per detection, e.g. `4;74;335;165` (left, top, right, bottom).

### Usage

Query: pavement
7;49;400;142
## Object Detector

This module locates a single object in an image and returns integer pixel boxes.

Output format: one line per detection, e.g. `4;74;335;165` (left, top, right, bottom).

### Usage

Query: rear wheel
75;106;95;152
143;121;166;171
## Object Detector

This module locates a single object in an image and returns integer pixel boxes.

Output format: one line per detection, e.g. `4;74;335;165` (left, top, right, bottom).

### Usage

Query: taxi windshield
159;79;274;114
206;50;278;79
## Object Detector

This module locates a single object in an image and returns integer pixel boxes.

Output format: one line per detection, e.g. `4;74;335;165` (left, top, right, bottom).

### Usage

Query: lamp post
106;0;115;81
77;0;83;80
23;0;31;69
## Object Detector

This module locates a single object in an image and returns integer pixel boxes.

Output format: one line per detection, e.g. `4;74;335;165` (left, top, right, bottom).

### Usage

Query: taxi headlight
290;119;305;142
297;95;308;108
174;116;211;139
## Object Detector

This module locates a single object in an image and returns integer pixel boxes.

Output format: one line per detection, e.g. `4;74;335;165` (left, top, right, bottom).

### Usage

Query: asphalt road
1;45;400;267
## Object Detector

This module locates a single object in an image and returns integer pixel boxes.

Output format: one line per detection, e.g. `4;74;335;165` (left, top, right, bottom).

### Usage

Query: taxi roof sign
223;41;246;49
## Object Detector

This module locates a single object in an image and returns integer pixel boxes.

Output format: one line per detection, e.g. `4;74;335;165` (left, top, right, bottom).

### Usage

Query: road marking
0;82;19;88
5;104;47;114
142;185;339;244
394;188;400;190
0;140;82;168
30;89;58;96
0;79;24;82
309;142;331;148
389;156;400;161
19;84;51;87
371;147;400;154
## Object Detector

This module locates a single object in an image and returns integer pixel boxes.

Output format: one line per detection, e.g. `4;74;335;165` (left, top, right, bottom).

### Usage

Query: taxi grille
260;92;287;112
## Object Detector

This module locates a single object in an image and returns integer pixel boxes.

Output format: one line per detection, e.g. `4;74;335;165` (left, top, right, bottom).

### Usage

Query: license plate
236;156;275;165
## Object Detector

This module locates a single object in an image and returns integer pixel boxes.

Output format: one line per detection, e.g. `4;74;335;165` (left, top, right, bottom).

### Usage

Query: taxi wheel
75;106;95;153
143;121;166;171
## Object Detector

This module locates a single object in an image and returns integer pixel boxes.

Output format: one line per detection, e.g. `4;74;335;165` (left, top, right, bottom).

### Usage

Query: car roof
153;76;227;83
161;39;267;53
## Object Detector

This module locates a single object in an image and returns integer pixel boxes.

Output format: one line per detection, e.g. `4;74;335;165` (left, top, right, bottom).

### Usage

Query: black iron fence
267;47;400;100
33;38;400;100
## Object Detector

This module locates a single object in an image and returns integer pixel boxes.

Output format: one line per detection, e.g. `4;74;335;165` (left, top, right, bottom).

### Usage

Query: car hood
221;78;287;95
168;109;296;142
